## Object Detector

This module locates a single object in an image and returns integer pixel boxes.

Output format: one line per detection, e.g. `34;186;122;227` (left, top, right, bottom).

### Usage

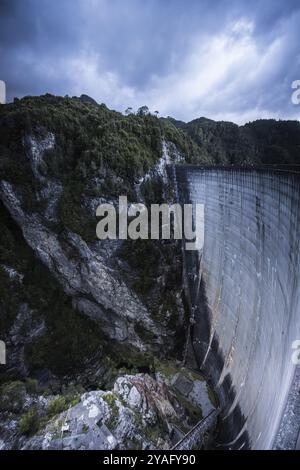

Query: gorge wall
175;166;300;450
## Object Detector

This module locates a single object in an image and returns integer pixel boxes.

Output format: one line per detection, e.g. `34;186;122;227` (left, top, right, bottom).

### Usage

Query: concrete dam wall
174;167;300;450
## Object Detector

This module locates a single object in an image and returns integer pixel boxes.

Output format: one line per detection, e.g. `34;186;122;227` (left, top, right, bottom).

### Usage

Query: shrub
19;406;39;436
47;396;68;417
0;381;26;412
103;393;119;430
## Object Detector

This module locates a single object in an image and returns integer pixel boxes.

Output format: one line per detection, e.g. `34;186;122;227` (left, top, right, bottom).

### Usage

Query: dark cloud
0;0;300;122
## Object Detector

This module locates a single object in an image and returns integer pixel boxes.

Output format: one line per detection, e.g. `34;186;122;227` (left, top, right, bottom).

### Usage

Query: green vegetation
24;378;39;394
82;423;89;433
46;391;81;418
24;291;103;376
0;381;27;412
133;321;156;343
102;392;118;410
154;359;205;383
19;390;82;436
168;116;300;165
132;406;166;446
161;117;210;164
153;359;180;378
0;379;39;414
173;389;202;427
118;239;182;302
47;396;69;417
118;238;185;355
19;406;40;436
103;392;120;430
118;239;162;295
0;94;166;232
105;340;155;373
144;422;166;444
0;379;83;439
0;199;104;378
58;182;96;242
1;97;299;238
0;201;33;333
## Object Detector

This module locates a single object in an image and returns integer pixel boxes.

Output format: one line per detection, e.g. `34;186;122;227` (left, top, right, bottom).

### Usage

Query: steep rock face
0;179;159;350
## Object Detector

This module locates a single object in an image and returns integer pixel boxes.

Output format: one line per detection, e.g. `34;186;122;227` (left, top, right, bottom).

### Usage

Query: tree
154;110;159;117
137;105;149;116
125;107;133;115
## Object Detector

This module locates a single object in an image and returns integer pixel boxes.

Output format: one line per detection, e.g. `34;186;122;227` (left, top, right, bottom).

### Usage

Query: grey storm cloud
0;0;300;123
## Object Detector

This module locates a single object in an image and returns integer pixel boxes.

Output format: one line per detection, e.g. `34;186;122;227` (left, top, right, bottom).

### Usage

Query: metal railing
171;408;219;450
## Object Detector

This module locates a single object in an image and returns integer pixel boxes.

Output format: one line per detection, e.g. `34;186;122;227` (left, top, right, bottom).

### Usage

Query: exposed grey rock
135;139;184;201
39;181;63;222
4;303;45;378
23;374;183;450
79;94;98;106
20;371;209;450
23;133;55;180
0;264;23;283
0;366;212;450
0;180;163;352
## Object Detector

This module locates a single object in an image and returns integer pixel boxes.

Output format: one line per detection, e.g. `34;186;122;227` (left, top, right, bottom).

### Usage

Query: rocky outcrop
0;362;217;450
20;369;215;450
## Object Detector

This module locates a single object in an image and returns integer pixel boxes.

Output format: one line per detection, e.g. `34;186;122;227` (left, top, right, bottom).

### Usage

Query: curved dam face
174;167;300;450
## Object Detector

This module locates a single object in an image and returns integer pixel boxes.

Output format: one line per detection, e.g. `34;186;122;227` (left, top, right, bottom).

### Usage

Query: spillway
174;166;300;450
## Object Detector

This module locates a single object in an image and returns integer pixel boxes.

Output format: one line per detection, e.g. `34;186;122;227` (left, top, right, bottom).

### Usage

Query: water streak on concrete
174;166;300;450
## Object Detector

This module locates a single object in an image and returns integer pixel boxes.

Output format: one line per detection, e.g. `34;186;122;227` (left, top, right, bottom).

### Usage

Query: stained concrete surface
175;167;300;450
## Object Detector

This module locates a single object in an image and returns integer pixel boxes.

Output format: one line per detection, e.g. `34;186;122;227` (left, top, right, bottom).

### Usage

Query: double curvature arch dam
174;166;300;450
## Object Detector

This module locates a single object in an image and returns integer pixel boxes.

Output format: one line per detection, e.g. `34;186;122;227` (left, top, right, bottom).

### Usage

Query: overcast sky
1;0;300;123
